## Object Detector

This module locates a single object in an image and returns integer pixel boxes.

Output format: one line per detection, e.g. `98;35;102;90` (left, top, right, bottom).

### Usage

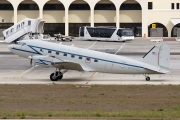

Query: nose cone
8;44;14;52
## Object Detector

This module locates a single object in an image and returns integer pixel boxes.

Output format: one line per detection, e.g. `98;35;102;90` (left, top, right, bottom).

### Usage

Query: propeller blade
30;59;32;66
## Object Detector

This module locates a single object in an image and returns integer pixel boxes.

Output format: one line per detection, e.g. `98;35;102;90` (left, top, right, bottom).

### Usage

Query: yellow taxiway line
14;65;38;78
85;72;99;84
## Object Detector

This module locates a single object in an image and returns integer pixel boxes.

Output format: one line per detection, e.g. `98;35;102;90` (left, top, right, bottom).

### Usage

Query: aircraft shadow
43;78;170;82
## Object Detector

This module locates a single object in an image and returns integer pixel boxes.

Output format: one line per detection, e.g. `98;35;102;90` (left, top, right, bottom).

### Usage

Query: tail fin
143;43;170;69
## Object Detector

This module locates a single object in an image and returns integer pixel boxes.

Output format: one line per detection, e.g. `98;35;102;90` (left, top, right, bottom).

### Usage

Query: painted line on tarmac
14;65;38;78
87;41;97;49
91;72;99;78
85;72;99;85
115;43;125;55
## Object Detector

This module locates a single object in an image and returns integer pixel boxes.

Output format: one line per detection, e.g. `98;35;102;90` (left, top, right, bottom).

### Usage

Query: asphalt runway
0;39;180;85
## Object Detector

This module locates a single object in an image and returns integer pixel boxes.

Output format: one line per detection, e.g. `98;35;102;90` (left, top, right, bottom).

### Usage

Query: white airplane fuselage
8;40;168;75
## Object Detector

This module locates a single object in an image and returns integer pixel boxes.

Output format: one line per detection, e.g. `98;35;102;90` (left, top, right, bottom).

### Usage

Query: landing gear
50;69;68;81
145;76;150;81
143;74;150;81
50;71;63;81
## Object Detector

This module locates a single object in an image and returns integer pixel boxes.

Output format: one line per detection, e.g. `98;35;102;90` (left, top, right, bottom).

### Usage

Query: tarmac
0;38;180;85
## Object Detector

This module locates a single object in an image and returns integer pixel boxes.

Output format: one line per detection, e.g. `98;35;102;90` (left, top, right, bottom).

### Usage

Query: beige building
0;0;180;37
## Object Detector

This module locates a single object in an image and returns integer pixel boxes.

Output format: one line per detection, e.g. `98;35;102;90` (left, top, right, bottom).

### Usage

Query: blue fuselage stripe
12;47;37;54
12;45;144;69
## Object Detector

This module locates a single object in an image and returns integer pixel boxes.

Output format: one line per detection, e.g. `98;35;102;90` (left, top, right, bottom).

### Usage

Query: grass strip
0;109;180;119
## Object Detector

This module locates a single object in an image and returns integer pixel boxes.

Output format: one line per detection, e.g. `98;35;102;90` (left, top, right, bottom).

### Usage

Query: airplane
8;40;170;81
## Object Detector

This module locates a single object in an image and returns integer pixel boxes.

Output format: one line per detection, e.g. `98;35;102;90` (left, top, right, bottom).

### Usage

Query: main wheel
50;73;59;81
146;76;150;81
58;74;63;80
56;71;63;80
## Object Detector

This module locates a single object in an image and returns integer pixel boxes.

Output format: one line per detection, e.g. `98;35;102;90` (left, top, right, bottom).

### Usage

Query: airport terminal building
0;0;180;37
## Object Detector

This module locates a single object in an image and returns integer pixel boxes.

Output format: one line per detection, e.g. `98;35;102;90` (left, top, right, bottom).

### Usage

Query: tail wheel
146;76;150;81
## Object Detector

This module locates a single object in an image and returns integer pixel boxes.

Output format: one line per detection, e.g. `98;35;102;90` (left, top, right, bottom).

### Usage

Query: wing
29;55;92;71
52;62;84;71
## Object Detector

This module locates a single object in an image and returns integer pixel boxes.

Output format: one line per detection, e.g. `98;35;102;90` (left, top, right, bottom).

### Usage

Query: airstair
3;18;45;43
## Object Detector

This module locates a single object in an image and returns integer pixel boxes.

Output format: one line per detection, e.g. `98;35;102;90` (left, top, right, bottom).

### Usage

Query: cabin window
94;59;98;62
22;43;26;46
48;50;51;53
79;56;82;59
56;52;59;55
71;55;75;58
63;53;67;56
40;49;43;52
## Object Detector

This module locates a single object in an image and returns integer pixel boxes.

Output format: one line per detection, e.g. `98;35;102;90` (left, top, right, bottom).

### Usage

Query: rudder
143;43;170;69
158;44;170;68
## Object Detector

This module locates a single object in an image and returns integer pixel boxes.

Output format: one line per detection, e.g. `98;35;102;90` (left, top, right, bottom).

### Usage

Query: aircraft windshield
17;41;22;45
16;41;25;46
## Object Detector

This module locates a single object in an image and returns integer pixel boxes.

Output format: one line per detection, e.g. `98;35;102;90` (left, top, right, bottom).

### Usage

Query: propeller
30;58;32;66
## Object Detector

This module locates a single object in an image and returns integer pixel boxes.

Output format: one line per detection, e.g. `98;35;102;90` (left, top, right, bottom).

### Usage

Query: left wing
29;55;91;71
52;62;84;71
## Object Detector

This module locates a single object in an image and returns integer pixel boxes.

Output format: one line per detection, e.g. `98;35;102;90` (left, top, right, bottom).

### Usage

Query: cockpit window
17;41;22;45
17;41;26;46
22;43;26;46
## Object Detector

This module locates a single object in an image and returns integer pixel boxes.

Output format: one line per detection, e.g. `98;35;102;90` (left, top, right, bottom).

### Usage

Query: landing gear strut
50;69;68;81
